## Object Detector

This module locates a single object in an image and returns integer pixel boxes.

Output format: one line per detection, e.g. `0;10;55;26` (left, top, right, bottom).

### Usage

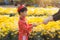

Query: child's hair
18;5;27;15
18;7;27;14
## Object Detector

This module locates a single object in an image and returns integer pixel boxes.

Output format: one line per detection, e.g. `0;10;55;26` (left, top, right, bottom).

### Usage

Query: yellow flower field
0;7;59;15
0;15;60;37
0;7;60;40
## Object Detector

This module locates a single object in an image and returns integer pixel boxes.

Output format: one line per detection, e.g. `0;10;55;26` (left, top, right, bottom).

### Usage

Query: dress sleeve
53;10;60;21
27;24;32;32
18;21;31;32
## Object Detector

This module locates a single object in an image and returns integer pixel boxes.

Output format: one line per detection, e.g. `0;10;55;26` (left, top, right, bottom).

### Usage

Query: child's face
20;11;27;17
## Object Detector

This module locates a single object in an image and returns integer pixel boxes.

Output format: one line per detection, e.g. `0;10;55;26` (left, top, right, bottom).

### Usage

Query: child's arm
19;21;38;34
28;23;37;29
19;21;34;35
19;22;29;32
27;23;37;33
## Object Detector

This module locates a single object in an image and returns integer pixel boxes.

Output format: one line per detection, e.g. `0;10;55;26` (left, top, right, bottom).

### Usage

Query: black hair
18;7;27;15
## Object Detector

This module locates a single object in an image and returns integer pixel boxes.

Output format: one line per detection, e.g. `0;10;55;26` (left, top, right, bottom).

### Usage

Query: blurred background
0;0;60;7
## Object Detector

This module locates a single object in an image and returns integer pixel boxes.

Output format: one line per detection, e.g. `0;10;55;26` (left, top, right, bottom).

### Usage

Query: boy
18;5;37;40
